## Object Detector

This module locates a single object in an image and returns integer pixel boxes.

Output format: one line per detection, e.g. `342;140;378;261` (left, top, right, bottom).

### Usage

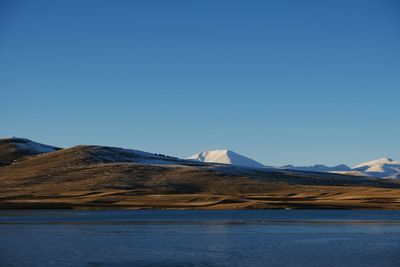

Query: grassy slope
1;145;400;210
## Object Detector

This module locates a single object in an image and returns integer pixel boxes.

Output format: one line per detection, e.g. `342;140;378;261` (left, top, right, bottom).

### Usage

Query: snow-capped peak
347;157;400;178
187;149;264;168
353;157;394;169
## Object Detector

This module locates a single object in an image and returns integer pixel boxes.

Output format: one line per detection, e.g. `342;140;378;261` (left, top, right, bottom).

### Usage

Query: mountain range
1;137;400;210
188;149;400;179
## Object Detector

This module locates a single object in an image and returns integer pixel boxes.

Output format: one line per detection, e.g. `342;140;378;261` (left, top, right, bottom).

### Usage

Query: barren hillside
1;138;400;210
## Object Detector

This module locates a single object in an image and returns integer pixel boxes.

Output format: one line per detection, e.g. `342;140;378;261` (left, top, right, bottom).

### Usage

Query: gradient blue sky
1;0;399;166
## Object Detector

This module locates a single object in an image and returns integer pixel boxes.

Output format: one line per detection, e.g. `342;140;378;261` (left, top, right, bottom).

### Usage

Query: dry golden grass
1;145;400;210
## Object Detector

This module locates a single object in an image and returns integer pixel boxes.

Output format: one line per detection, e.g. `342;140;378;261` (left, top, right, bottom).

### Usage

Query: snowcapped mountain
348;157;400;179
353;157;394;170
187;149;264;168
187;148;400;179
281;164;351;172
282;158;400;179
186;149;400;179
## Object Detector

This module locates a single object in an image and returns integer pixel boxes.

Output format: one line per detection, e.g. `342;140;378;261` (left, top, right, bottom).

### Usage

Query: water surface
1;210;400;267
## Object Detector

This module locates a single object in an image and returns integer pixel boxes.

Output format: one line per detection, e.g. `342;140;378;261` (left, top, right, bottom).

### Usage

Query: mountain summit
187;149;264;168
350;157;400;178
353;157;394;170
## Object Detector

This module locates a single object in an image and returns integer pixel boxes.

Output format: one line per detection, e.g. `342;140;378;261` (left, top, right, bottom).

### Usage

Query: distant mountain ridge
281;164;351;172
188;149;400;179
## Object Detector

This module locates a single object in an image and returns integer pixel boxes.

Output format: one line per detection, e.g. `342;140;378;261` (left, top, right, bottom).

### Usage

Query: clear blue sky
1;0;399;166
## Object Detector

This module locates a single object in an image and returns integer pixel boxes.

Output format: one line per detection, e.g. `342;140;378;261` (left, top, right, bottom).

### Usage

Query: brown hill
0;137;60;166
1;138;400;210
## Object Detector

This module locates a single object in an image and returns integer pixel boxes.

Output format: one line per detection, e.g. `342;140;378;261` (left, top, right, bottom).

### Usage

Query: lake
1;210;400;267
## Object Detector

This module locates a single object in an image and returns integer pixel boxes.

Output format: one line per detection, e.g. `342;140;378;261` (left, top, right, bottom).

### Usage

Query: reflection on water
1;210;400;267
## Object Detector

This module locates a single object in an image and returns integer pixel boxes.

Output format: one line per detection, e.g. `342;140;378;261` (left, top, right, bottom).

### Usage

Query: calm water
1;210;400;267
